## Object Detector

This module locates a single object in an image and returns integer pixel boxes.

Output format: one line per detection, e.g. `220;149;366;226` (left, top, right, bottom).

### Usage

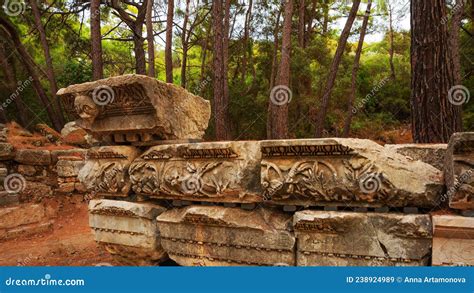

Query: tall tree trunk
133;30;146;74
146;0;155;77
270;0;293;139
241;0;253;82
165;0;174;83
29;0;64;126
0;42;30;126
298;0;305;48
315;0;361;137
0;17;62;130
322;0;329;35
343;0;372;137
90;0;103;80
450;0;464;86
181;0;190;88
388;3;396;79
222;0;231;138
411;0;463;143
266;8;281;139
212;0;231;140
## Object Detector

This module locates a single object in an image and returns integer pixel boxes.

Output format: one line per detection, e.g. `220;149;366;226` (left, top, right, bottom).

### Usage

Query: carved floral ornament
261;156;394;203
126;145;244;198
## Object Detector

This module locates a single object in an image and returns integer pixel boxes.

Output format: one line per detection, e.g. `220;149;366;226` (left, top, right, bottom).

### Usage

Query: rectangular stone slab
293;210;432;266
432;214;474;266
130;141;263;204
261;139;443;208
444;132;474;210
156;206;295;266
88;199;167;260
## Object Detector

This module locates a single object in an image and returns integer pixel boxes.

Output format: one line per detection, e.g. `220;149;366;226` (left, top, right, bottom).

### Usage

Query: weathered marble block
14;149;52;166
78;146;140;197
156;206;296;266
432;214;474;266
261;139;443;208
57;74;211;143
445;132;474;210
293;210;432;266
129;141;263;204
384;143;447;171
88;199;167;264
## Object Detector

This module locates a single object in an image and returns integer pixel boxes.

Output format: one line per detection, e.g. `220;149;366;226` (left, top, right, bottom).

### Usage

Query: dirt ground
0;199;118;266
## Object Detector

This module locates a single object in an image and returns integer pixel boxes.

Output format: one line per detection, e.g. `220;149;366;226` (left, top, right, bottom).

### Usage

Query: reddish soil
0;199;118;266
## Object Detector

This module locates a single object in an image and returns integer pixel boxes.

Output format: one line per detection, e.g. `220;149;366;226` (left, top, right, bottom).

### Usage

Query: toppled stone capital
78;146;140;197
88;199;168;265
293;210;432;266
129;141;263;204
261;138;444;208
157;206;295;266
57;74;211;143
444;132;474;210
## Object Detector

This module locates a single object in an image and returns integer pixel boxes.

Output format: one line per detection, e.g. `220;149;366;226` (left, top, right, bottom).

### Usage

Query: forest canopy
0;0;472;143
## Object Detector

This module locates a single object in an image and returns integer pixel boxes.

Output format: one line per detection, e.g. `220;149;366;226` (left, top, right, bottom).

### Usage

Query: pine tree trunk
267;9;282;139
298;0;305;48
29;0;64;126
270;0;293;139
0;17;62;130
165;0;174;83
146;0;155;77
343;0;372;137
315;0;361;137
181;0;190;88
0;42;30;126
411;0;463;143
90;0;103;80
450;0;464;86
388;4;396;79
213;0;231;140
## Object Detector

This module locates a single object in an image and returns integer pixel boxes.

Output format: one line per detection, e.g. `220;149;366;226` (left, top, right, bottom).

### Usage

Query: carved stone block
384;143;447;170
78;146;140;197
157;206;296;266
56;156;85;177
14;149;52;166
88;199;167;264
261;139;443;208
445;132;474;210
432;214;474;266
57;74;211;143
129;141;263;204
293;210;432;266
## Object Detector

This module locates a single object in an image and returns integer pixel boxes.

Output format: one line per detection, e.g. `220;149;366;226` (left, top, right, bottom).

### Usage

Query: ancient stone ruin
5;74;469;266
